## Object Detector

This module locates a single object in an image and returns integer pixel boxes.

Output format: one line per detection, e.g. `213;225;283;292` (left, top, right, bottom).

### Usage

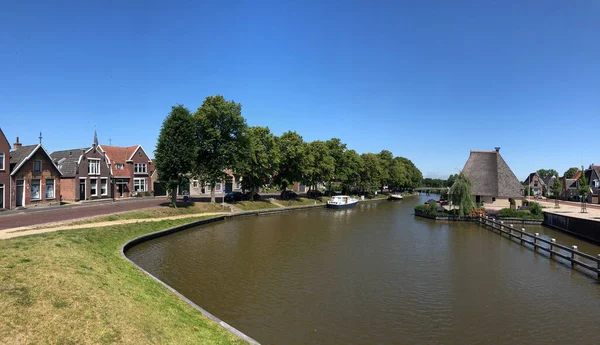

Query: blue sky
1;1;598;179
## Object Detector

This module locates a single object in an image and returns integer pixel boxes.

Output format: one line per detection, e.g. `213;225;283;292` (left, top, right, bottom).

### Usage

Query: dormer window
115;163;124;170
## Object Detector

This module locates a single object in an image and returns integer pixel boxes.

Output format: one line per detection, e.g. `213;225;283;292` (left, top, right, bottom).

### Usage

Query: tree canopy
155;95;424;204
564;167;579;179
449;173;475;217
194;95;247;202
154;105;197;206
537;169;558;180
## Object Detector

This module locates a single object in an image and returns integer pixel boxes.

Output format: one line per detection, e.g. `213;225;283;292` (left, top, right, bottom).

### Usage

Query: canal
126;196;600;344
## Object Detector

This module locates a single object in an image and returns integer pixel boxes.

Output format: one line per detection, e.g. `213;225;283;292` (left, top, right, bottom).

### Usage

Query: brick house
0;128;10;210
9;137;62;209
522;172;545;197
50;132;112;201
583;165;600;204
99;145;153;197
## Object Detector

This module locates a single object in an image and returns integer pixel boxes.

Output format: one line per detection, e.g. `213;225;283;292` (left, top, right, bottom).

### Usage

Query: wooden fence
479;216;600;280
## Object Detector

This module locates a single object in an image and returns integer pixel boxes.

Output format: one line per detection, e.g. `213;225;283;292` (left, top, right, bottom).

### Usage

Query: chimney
13;137;22;150
494;147;500;153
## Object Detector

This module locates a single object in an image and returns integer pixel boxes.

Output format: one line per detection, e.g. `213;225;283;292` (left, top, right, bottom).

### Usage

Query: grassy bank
280;197;325;206
233;200;279;211
0;217;247;344
71;202;226;225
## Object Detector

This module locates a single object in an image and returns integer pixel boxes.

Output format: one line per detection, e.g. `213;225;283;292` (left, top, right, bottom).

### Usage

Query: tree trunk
171;188;177;208
210;185;216;203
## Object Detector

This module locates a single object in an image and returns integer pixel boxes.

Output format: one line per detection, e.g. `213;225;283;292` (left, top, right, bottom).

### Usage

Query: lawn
281;197;326;206
0;217;247;345
72;202;227;225
233;200;279;211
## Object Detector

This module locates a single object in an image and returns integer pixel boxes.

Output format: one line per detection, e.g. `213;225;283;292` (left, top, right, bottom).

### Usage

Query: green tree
449;173;475;217
237;126;280;200
359;153;385;193
338;149;363;194
274;131;307;191
577;166;589;212
399;157;422;189
377;150;394;191
564;167;579;178
388;157;408;191
550;175;562;208
194;95;247;203
325;138;347;191
537;169;558;180
304;140;335;192
154;105;196;207
446;174;457;187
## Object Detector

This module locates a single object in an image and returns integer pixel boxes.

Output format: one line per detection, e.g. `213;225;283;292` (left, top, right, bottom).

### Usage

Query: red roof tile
100;145;137;177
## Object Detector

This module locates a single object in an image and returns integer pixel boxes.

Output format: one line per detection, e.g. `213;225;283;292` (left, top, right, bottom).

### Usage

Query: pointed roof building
461;147;522;198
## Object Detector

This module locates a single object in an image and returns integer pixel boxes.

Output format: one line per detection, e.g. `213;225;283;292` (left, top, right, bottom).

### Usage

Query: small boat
388;193;403;200
327;195;359;209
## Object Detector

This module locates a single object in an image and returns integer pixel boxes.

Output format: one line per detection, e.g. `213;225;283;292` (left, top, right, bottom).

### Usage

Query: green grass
497;208;544;220
233;200;279;211
0;217;247;345
70;202;226;225
280;197;325;206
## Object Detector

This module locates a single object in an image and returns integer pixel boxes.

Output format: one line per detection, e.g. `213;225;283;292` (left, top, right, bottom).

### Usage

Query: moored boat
389;193;403;200
327;195;359;209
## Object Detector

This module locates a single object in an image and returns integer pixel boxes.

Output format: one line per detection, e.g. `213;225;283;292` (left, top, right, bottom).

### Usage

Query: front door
79;180;86;201
16;180;24;207
117;180;124;197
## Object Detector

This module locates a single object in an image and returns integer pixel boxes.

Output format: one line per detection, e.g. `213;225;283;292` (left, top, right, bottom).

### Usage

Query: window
0;152;4;170
46;179;55;199
0;184;4;209
193;179;198;188
215;182;222;191
31;179;41;200
88;159;100;175
34;160;42;172
90;178;98;196
101;178;108;196
116;163;124;170
134;163;147;174
134;178;147;192
595;180;600;188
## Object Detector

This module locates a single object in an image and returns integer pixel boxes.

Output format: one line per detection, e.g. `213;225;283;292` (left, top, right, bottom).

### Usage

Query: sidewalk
536;199;600;223
0;212;227;240
0;197;170;230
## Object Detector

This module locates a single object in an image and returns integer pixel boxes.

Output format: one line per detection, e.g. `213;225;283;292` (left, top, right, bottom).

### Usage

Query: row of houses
0;128;156;211
522;166;600;203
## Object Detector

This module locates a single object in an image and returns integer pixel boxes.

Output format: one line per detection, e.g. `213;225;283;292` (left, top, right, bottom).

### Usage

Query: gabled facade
461;147;523;208
560;178;579;201
50;132;112;201
9;137;62;209
0;128;10;210
99;144;154;197
584;165;600;204
522;172;545;197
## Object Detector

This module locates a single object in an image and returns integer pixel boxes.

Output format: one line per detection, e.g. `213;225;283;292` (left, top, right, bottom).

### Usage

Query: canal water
127;196;600;345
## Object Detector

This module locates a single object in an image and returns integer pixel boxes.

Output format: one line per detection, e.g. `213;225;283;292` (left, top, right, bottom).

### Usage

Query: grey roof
564;178;578;189
10;145;38;167
461;150;523;198
50;148;88;177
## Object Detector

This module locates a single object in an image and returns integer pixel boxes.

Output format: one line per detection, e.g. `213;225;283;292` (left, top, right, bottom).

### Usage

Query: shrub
508;198;515;205
144;191;152;197
529;201;542;215
468;207;486;217
498;208;519;217
414;205;427;214
427;201;438;216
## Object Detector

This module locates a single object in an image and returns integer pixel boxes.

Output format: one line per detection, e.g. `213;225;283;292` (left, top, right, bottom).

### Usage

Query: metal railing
479;216;600;279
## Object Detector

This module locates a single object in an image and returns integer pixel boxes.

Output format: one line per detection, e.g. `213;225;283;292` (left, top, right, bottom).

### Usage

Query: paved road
0;198;170;230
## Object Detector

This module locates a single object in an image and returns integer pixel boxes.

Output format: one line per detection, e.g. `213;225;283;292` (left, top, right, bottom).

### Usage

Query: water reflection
127;196;600;345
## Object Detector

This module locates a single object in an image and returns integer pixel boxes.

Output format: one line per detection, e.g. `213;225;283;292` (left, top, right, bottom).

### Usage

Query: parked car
307;190;323;198
280;190;298;200
224;192;244;202
243;192;261;201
